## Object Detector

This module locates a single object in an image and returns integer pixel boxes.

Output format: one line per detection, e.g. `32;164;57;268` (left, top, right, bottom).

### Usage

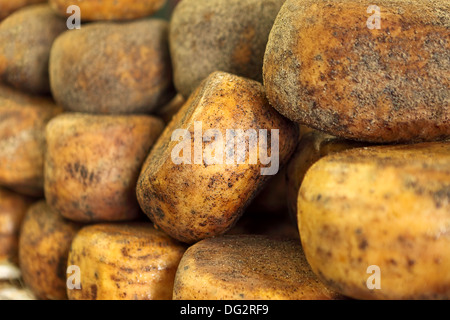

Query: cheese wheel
0;4;66;94
298;141;450;299
170;0;286;98
173;235;344;300
136;72;299;243
264;0;450;143
45;113;164;222
49;19;174;114
0;85;63;197
67;223;186;300
19;201;82;300
49;0;166;21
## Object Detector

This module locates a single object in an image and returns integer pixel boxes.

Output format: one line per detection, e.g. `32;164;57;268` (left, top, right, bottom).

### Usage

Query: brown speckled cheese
136;72;299;244
67;223;187;300
298;141;450;299
49;19;174;114
0;4;66;94
0;85;63;197
49;0;166;21
264;0;450;143
45;113;164;223
19;201;82;300
0;188;34;263
173;235;344;300
0;0;45;21
170;0;286;98
286;130;368;221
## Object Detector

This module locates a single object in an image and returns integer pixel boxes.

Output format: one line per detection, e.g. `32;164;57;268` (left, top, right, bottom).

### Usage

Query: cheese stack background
0;0;448;300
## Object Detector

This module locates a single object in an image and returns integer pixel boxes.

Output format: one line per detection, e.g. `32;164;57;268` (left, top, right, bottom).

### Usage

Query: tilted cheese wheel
137;72;299;243
298;141;450;299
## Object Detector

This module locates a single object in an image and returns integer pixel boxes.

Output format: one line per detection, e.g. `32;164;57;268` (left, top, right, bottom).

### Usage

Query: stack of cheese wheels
0;0;448;301
0;0;179;300
261;0;449;300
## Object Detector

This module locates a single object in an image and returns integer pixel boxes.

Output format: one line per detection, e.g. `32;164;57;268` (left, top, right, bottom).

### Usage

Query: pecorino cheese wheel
67;223;187;300
136;72;299;243
173;235;344;300
0;0;45;21
49;0;167;21
45;113;165;223
0;188;34;263
286;130;368;221
0;85;63;197
0;4;66;94
263;0;450;143
49;19;174;114
19;201;82;300
298;141;450;299
170;0;286;98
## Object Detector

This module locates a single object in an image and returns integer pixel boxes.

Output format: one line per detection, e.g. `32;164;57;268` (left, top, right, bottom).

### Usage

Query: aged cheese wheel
49;0;166;21
136;72;299;243
286;130;368;220
298;142;450;299
0;85;63;197
173;235;344;300
67;223;187;300
264;0;450;143
49;19;174;114
0;188;34;263
45;113;164;222
170;0;286;98
0;0;45;21
0;4;66;94
19;201;82;300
